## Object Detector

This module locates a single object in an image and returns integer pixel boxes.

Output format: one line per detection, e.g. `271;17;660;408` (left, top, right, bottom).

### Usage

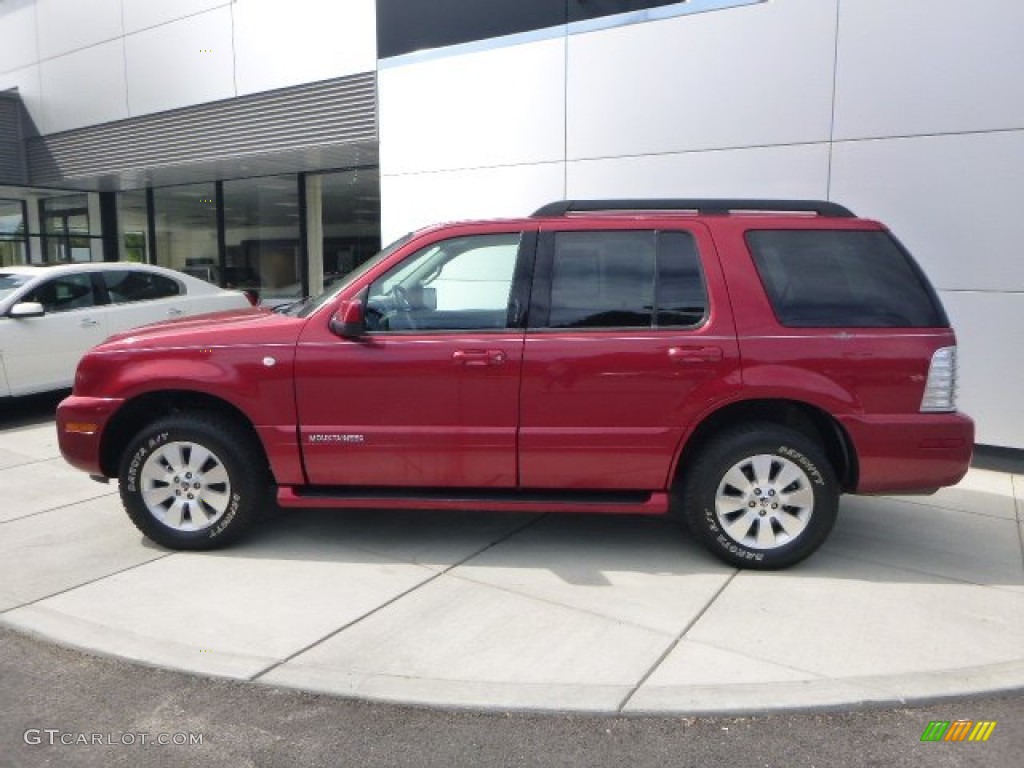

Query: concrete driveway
1;395;1022;715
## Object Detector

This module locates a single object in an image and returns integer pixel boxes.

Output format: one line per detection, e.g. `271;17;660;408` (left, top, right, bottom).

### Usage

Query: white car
0;263;252;398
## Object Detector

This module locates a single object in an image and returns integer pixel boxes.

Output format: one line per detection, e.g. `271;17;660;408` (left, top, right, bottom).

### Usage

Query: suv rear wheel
118;413;268;550
680;424;838;569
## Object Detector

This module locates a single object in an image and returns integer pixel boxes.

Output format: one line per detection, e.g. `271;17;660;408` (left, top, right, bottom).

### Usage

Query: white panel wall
830;132;1024;292
380;163;564;242
379;38;566;176
568;144;830;200
0;0;39;74
0;65;44;129
567;0;837;160
36;0;122;60
834;0;1024;140
122;0;230;34
233;0;376;95
39;40;127;132
941;292;1024;449
124;6;235;117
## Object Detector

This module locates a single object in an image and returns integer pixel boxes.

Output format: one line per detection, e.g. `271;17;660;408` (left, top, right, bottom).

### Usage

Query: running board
277;486;670;516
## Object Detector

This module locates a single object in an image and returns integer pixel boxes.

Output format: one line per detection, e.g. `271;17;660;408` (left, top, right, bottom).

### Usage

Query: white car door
3;272;109;396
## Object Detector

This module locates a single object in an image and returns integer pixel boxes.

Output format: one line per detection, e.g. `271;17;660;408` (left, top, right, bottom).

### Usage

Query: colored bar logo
920;720;997;742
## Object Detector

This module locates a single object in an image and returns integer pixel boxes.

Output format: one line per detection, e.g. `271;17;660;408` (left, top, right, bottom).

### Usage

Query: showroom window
119;166;381;300
117;190;149;263
39;194;96;263
223;175;301;302
152;184;218;281
0;199;27;267
320;168;382;279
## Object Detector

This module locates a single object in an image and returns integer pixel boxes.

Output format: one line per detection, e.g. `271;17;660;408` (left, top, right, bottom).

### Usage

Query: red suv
57;200;973;569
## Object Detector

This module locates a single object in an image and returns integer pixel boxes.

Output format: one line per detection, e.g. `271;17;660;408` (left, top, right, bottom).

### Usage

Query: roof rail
531;199;856;218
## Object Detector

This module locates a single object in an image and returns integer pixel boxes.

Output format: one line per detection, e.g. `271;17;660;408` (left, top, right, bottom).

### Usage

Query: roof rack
531;199;855;218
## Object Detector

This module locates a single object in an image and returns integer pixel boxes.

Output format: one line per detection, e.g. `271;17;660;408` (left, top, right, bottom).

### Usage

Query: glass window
0;272;34;302
548;230;656;329
40;194;94;263
546;230;707;330
0;199;27;267
103;270;181;303
320;168;381;278
366;233;520;332
746;230;946;328
153;183;218;280
223;175;300;302
656;231;707;327
117;190;149;263
24;273;97;313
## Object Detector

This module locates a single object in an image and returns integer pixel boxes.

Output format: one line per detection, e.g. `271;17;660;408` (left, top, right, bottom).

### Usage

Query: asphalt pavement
3;625;1022;768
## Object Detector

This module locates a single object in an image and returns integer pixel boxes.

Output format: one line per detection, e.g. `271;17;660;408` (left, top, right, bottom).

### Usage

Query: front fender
76;345;298;427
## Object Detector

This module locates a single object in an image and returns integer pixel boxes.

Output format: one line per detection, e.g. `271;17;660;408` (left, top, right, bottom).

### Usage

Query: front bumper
840;412;975;494
56;395;125;477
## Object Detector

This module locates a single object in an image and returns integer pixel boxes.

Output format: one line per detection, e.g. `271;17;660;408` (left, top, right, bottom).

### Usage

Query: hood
98;307;304;350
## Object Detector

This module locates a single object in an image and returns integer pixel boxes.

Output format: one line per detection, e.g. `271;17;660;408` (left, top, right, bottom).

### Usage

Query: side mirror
8;301;45;319
329;298;366;338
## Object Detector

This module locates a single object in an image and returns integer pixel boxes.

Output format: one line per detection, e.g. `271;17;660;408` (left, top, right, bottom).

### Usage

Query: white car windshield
0;273;34;304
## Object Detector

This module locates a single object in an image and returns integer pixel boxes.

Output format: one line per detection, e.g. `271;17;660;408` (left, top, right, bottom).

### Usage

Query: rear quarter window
103;270;181;303
746;229;947;328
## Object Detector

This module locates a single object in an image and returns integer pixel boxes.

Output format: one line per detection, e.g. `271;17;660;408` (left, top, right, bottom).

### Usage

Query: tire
118;413;269;550
679;423;839;569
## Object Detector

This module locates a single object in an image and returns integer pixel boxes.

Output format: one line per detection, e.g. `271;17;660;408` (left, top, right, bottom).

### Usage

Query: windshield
0;273;33;304
286;233;414;318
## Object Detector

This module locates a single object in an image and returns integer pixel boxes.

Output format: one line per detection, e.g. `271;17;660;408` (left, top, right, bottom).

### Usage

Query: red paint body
57;212;974;516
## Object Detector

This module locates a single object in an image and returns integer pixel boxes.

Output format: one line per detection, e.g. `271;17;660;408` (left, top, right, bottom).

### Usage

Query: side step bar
277;486;670;516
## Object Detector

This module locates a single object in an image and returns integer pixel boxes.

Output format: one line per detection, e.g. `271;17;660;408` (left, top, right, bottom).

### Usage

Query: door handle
79;318;99;328
668;345;723;363
452;349;507;367
168;307;184;316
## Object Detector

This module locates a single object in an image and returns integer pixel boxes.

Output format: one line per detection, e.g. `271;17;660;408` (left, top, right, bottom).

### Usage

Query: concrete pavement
1;402;1022;715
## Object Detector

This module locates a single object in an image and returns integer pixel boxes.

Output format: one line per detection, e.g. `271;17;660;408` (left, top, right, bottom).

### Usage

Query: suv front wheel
118;413;268;550
680;424;839;569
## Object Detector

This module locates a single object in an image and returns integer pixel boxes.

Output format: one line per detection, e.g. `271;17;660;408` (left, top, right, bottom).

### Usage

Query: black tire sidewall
684;426;838;569
118;416;265;550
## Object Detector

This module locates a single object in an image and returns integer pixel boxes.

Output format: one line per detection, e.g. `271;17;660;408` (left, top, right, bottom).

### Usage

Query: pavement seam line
0;490;120;526
0;552;176;616
441;569;684;636
825;551;1024;594
680;636;827;681
0;455;69;470
615;570;739;713
1014;475;1024;573
247;513;548;683
884;494;1017;522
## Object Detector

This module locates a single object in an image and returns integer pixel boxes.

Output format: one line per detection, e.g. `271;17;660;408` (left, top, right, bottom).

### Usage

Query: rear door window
746;230;947;328
103;270;181;303
541;229;707;329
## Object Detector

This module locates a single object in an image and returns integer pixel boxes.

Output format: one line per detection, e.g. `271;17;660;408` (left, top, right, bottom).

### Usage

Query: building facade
1;0;1022;449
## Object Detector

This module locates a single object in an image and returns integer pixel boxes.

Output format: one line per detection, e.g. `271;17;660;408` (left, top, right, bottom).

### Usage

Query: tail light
920;346;958;413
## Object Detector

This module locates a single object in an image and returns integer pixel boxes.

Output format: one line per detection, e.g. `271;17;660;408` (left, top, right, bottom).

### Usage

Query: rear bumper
56;395;124;476
839;412;974;494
